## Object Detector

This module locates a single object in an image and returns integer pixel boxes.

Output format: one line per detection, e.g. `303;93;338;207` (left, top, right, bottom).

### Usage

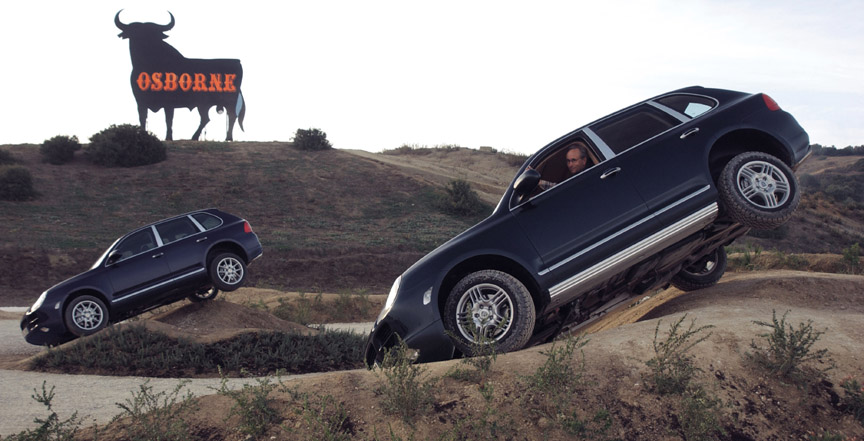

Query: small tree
0;166;37;201
292;128;333;151
85;124;166;167
40;135;82;165
438;179;489;217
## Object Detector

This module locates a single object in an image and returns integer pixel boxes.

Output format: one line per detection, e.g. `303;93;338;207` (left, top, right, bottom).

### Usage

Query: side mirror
512;168;541;202
106;250;122;265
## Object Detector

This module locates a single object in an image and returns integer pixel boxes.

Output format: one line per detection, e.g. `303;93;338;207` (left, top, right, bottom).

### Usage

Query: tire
209;253;246;291
64;295;108;337
188;286;219;302
670;247;727;292
717;151;800;230
443;270;535;356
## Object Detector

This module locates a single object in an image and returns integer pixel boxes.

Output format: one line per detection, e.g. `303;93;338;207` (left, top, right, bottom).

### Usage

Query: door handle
680;127;700;139
151;252;164;258
196;237;208;243
600;167;621;179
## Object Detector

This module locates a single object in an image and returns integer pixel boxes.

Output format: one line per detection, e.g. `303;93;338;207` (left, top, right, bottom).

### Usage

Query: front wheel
443;270;535;356
717;151;800;230
671;247;727;292
209;253;247;291
64;295;108;337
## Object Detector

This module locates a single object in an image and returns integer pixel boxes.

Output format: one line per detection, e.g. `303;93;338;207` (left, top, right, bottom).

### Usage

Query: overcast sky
2;0;862;154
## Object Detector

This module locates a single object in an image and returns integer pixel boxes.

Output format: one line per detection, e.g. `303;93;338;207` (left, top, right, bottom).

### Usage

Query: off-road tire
717;151;800;230
671;247;727;292
209;252;246;291
444;270;535;356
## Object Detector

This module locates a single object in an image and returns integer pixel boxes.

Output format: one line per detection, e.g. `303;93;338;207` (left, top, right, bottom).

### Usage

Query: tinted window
156;217;200;245
192;213;223;230
114;229;157;261
656;95;716;118
592;105;680;154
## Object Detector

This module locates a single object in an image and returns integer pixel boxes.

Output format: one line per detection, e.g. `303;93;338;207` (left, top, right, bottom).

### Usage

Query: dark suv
366;86;810;364
21;209;263;346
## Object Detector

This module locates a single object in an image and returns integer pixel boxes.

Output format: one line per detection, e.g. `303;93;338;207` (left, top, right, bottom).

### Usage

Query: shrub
645;315;713;395
217;374;281;439
0;166;38;201
292;128;332;151
678;385;725;441
85;124;166;167
842;243;861;273
39;135;81;165
437;179;489;217
0;149;16;165
746;310;833;382
840;377;864;426
113;380;197;441
375;339;437;423
524;333;589;396
4;382;84;441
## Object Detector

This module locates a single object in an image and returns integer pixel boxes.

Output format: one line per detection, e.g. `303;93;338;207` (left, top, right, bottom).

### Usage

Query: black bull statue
115;11;246;141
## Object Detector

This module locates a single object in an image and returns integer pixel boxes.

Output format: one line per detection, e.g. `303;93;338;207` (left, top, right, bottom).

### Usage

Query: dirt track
2;270;863;438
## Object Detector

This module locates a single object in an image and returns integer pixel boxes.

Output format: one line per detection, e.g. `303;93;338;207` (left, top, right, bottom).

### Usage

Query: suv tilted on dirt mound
366;86;810;364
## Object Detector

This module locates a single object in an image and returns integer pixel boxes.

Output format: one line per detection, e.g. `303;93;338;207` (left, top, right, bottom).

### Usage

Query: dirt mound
148;299;314;341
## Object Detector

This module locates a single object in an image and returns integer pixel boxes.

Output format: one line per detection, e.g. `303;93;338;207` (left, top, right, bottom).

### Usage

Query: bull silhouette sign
115;10;246;141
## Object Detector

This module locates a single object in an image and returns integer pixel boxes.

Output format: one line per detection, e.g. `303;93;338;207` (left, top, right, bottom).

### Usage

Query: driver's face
566;149;587;175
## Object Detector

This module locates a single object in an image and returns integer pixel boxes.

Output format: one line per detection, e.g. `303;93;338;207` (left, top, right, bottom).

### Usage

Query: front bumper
20;309;72;346
364;314;455;365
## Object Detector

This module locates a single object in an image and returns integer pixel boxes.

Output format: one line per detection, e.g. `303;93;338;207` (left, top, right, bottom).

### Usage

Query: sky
2;0;862;154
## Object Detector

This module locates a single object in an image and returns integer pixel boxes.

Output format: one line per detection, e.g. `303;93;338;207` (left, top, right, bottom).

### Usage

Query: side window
656;94;716;118
192;213;223;231
113;229;157;261
156;217;200;245
591;105;681;154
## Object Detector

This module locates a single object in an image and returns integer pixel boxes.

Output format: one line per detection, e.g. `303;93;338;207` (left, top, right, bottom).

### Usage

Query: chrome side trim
647;100;689;123
548;203;718;306
539;185;711;276
112;268;206;303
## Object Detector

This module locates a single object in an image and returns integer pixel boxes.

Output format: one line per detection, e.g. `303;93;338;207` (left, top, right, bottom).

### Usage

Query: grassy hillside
0;142;508;304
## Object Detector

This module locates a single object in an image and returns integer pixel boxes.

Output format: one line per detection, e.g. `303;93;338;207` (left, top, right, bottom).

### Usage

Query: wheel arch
63;289;112;324
436;254;545;320
708;129;792;182
206;240;250;267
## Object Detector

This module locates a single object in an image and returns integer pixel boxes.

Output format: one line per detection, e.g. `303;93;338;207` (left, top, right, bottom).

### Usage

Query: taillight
762;94;780;111
243;221;253;233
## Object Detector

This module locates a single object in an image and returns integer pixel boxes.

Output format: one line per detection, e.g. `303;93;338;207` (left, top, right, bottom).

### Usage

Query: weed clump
39;135;81;165
0;166;37;201
292;128;332;151
85;124;166;167
645;315;714;395
375;340;437;423
840;377;864;426
524;333;589;395
677;385;725;441
746;310;833;382
436;179;489;217
4;382;84;441
113;380;197;441
216;374;281;439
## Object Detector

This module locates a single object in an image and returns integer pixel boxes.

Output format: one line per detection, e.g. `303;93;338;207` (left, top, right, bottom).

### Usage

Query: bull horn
114;10;129;31
158;11;175;31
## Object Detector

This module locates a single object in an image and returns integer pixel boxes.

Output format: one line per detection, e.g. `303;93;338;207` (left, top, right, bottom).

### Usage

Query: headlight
30;291;48;312
384;275;401;312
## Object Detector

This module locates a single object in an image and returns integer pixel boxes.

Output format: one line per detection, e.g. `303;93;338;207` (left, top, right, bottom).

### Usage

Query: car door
153;216;209;292
106;227;172;310
511;151;648;294
594;97;718;215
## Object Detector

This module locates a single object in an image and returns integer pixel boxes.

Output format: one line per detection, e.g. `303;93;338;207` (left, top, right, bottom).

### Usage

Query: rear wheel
188;286;219;302
209;253;246;291
717;151;800;229
65;295;108;337
443;270;535;356
671;247;727;292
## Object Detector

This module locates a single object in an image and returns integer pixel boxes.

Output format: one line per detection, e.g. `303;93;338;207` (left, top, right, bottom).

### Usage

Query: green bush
113;380;197;441
437;179;489;217
39;135;81;165
217;375;281;439
85;124;166;167
0;166;38;201
292;128;333;151
4;382;84;441
375;340;438;423
0;149;16;165
746;310;833;382
645;315;713;395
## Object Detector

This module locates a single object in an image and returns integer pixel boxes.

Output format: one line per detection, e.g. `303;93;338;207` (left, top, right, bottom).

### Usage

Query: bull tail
236;92;246;132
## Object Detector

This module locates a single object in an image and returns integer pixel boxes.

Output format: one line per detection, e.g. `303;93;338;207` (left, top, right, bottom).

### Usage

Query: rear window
156;217;200;245
592;105;680;154
656;94;716;118
192;213;223;230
